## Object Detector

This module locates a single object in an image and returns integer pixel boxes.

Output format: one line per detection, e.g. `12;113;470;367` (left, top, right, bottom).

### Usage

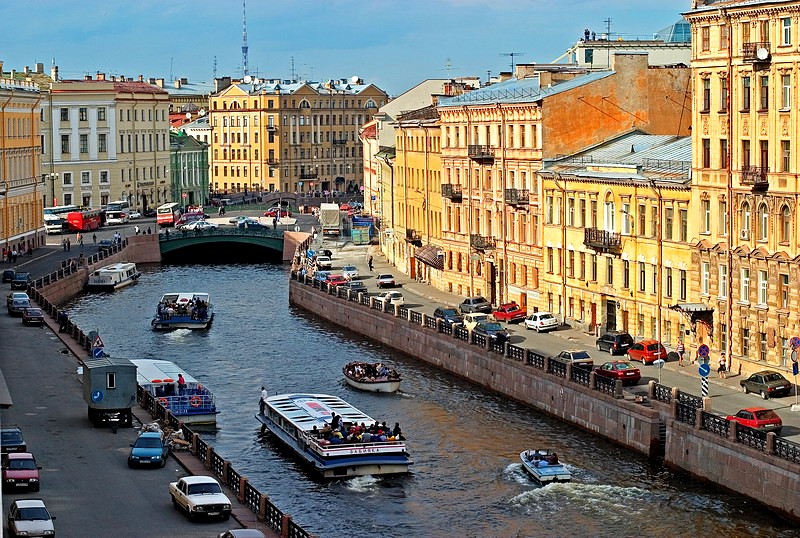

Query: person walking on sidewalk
717;353;727;379
676;340;685;367
368;255;374;272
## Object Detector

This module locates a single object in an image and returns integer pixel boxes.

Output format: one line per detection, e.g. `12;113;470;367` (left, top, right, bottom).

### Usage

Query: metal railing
701;411;731;437
508;345;525;362
676;402;696;426
652;383;672;403
740;165;769;188
584;227;621;250
424;316;437;330
159;227;284;241
736;425;767;451
504;188;530;206
470;234;496;251
467;144;494;160
594;374;616;396
441;183;463;202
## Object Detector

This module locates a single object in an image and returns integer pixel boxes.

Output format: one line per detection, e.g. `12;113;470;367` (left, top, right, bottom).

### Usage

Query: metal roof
686;0;792;14
232;80;375;97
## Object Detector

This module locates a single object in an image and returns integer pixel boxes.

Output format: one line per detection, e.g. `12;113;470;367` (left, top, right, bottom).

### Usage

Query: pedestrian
61;238;67;252
135;225;140;235
177;373;186;395
717;353;727;379
368;255;374;272
147;226;152;234
272;217;277;229
676;340;685;367
58;310;68;333
92;233;97;244
66;239;71;251
11;249;17;263
259;386;268;415
79;236;84;249
218;206;223;216
165;228;170;239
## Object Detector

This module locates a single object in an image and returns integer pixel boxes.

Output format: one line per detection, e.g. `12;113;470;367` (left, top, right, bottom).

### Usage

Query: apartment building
169;131;209;208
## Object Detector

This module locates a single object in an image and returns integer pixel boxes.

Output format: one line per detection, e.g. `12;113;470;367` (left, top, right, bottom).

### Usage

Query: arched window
780;205;791;243
758;203;769;241
299;99;311;109
742;202;751;233
603;192;616;231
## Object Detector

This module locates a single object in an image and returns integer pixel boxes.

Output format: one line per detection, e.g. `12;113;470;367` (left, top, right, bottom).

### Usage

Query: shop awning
670;303;714;339
415;245;443;271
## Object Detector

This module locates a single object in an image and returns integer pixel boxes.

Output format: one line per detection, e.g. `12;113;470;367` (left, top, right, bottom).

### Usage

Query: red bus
66;209;102;232
156;202;181;227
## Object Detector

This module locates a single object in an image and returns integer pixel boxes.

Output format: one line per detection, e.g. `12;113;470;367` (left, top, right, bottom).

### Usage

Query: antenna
291;56;296;81
213;56;217;80
604;17;613;38
439;58;458;79
500;52;525;73
242;0;250;77
169;57;173;82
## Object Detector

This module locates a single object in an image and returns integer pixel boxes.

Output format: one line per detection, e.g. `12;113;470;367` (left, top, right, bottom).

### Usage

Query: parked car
345;281;367;293
264;208;291;218
10;272;32;290
433;306;464;327
341;265;359;280
375;273;396;288
594;361;641;386
312;271;331;283
524;311;559;332
459;296;492;314
324;274;348;288
740;370;793;399
169;475;232;520
7;297;31;316
7;499;55;537
726;407;783;434
0;426;27;453
626;339;667;365
97;239;115;253
6;292;28;309
229;215;254;224
180;220;218;231
596;331;635;355
463;313;490;332
375;291;404;306
2;452;41;491
493;302;526;323
128;431;168;468
551;350;594;368
128;210;142;219
473;321;510;343
315;256;333;270
218;530;267;538
21;307;45;326
238;219;266;229
2;269;15;283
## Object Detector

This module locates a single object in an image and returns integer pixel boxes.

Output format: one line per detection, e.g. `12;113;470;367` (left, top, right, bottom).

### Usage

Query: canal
64;264;798;537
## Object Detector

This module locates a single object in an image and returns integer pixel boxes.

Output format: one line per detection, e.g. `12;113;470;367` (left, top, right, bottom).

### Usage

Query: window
79;134;88;153
639;262;646;292
580;252;586;280
702;79;711;112
740;267;750;302
665;208;674;240
638;204;645;235
591;254;597;281
567;198;575;226
621;203;630;234
79;107;87;121
650;207;658;237
760;76;769;110
701;26;710;51
99;171;109;184
60;108;68;121
720;24;729;49
720;139;728;168
742;328;750;356
63;172;72;185
81;171;90;184
547;247;554;273
782;74;792;109
590;200;597;227
760;140;769;168
720;77;728;111
742;202;751;233
680;270;687;301
720;323;728;354
665;267;673;297
61;134;69;153
718;264;728;299
623;260;630;288
64;193;72;205
701;200;710;233
546;195;554;224
719;200;728;235
780;273;790;309
702;262;710;295
742;139;751;167
783;17;792;45
98;107;106;121
680;209;688;242
781;140;791;173
606;257;614;285
99;134;107;153
742;76;751;111
702;138;711;167
758;203;769;241
758;270;768;305
652;265;657;295
603;198;615;231
780;205;790;243
760;332;768;362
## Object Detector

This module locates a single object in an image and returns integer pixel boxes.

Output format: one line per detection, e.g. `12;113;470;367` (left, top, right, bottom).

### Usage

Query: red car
492;302;526;323
626;339;667;365
264;208;291;218
594;361;641;386
727;407;783;434
2;452;41;492
325;275;348;287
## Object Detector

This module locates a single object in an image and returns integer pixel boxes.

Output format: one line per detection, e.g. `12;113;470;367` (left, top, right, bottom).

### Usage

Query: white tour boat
255;393;412;478
520;449;572;484
86;262;140;291
151;292;213;330
343;361;401;393
131;359;218;426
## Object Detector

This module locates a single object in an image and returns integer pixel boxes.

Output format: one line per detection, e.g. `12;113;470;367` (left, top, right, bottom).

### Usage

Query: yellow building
209;78;388;196
538;134;694;345
0;78;45;253
392;106;444;285
685;0;800;374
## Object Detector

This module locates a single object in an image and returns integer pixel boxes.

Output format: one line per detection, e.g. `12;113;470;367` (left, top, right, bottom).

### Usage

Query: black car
97;239;115;253
459;296;492;314
740;370;793;399
0;427;26;454
596;331;635;355
473;321;510;343
433;306;464;326
10;272;31;290
1;269;14;283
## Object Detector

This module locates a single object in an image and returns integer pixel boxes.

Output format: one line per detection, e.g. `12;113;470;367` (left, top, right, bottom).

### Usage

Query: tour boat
86;262;140;291
151;292;213;330
131;359;219;426
519;449;572;484
342;361;401;393
255;393;412;478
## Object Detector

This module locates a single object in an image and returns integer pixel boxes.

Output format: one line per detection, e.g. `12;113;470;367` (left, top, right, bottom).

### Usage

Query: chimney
96;72;106;81
180;77;188;84
174;79;182;89
35;62;44;74
515;64;537;79
498;71;512;83
84;74;92;81
148;77;155;84
10;69;16;79
138;74;144;82
23;66;30;74
50;65;59;81
155;78;164;88
0;61;4;76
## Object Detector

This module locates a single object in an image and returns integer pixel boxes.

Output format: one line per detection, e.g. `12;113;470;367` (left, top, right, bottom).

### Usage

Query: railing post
565;362;573;380
238;475;248;502
589;371;596;389
766;431;776;454
503;342;510;358
393;304;400;317
485;335;492;351
435;318;442;333
614;379;623;399
543;355;550;372
258;493;269;522
694;407;704;430
670;387;680;418
421;313;427;327
523;349;530;364
647;380;655;400
702;396;712;412
728;420;738;441
204;445;213;469
221;459;230;484
281;514;292;538
369;297;375;309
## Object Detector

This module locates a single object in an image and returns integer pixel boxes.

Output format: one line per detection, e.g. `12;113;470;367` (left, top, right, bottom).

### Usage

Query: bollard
614;379;623;399
238;475;248;503
694;407;704;430
647;380;656;400
728;420;738;441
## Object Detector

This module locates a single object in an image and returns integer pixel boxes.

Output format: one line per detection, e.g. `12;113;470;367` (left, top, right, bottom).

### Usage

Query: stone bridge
157;227;309;262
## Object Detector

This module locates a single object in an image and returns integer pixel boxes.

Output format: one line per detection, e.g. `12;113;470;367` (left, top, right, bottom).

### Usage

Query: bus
66;209;103;232
156;202;181;227
44;204;80;217
105;200;131;225
43;214;66;234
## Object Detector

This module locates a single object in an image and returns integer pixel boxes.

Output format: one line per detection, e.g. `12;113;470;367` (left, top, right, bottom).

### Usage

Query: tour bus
156;202;181;227
44;204;80;217
105;200;131;225
43;214;66;234
66;209;103;232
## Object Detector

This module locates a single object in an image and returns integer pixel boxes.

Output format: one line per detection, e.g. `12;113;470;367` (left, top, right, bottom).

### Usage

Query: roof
685;0;790;14
12;499;46;508
129;359;200;387
439;70;613;107
266;393;375;432
113;81;168;95
178;475;220;485
220;79;382;98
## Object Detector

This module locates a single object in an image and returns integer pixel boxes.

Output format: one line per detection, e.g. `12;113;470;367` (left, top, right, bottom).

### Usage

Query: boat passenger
311;425;320;438
393;422;403;439
361;432;372;443
330;413;340;429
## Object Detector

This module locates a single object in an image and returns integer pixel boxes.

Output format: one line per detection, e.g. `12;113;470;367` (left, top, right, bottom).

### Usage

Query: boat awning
415;245;443;271
670;303;714;339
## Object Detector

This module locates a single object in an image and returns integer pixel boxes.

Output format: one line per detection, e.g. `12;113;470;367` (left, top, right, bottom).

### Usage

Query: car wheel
171;495;179;509
761;390;769;400
222;513;231;521
742;385;748;394
596;343;602;351
160;456;167;468
128;459;134;468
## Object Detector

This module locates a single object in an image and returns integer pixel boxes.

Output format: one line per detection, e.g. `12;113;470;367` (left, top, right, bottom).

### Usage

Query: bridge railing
158;227;285;241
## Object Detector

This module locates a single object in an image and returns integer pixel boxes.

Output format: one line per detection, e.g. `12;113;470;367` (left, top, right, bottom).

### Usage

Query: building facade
170;131;209;209
0;78;45;254
686;0;800;374
41;75;171;212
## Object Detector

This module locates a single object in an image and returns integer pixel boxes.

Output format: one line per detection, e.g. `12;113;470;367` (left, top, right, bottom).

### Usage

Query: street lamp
43;173;59;207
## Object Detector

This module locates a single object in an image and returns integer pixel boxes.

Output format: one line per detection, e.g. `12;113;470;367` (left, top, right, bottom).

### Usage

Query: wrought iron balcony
470;234;496;251
742;42;771;63
441;183;463;202
467;145;494;161
584;227;621;253
266;125;277;132
405;229;422;245
504;188;529;207
267;158;279;166
740;165;769;189
332;138;348;145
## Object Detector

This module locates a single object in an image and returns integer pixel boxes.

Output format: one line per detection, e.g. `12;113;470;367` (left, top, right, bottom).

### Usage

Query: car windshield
441;309;459;317
8;459;36;470
343;266;356;271
188;482;222;495
483;322;503;331
135;437;163;448
472;297;487;303
763;373;786;382
14;273;29;279
618;334;634;344
570;351;591;360
17;507;49;520
540;314;554;320
646;344;661;351
754;409;780;420
613;363;634;370
378;274;393;279
2;431;22;443
25;309;42;315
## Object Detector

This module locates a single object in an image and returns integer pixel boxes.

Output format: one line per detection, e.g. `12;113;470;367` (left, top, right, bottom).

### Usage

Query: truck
82;357;137;431
319;203;341;235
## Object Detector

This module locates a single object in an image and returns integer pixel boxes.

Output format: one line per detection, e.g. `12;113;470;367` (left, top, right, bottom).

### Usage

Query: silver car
341;265;359;280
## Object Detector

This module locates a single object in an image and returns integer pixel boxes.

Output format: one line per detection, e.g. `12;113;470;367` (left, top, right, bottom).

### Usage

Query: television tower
241;0;250;77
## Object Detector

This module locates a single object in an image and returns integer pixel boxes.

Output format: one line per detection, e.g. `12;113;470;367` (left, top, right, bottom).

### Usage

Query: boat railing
300;431;404;451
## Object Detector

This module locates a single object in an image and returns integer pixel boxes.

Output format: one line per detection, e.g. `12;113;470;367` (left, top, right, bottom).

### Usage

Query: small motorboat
343;361;401;393
520;449;571;484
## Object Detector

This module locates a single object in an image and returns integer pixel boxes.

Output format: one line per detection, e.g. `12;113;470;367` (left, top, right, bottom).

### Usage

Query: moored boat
87;262;140;291
131;359;219;426
255;393;412;478
342;361;401;393
151;292;213;330
519;449;571;484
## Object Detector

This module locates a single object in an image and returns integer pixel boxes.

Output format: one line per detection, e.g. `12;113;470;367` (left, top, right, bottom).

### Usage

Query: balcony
299;171;318;180
266;125;277;132
267;158;279;166
504;188;529;207
332;138;348;145
405;229;422;246
742;42;771;64
441;183;463;202
740;165;769;189
470;234;496;251
467;145;494;162
584;227;621;254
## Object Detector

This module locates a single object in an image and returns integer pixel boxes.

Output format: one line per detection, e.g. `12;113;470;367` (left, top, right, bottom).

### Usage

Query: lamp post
44;172;58;207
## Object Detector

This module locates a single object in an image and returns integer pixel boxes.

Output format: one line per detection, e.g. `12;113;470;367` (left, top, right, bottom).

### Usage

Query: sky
1;0;689;96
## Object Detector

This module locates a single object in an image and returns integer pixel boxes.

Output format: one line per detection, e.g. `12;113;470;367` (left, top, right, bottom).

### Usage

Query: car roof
13;499;46;508
638;339;661;344
180;475;220;484
740;407;769;412
138;431;162;439
499;302;518;307
6;452;34;459
753;369;780;375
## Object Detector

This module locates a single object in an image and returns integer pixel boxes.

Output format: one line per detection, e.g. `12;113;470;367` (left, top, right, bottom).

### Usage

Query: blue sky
2;0;689;95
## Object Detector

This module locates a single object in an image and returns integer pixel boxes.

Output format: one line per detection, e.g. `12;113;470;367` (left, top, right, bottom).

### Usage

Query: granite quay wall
289;274;800;523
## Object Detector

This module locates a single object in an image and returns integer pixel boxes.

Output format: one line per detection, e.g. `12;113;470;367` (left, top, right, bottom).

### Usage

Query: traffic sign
91;390;104;403
791;336;800;350
794;361;799;376
653;359;666;369
92;347;104;359
792;349;798;363
93;335;104;348
698;344;710;357
699;363;711;377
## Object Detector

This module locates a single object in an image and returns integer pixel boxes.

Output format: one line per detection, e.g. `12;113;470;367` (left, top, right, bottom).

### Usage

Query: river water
64;264;798;538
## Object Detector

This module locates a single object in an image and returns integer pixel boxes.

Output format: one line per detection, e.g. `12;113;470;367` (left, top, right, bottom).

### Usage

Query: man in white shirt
260;386;268;415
